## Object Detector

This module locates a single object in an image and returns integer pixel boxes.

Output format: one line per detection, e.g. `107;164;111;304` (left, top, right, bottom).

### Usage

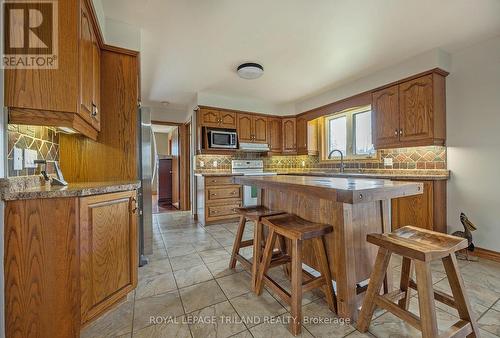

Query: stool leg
398;257;413;310
251;219;263;291
357;247;392;332
314;237;337;313
442;254;479;338
229;216;247;269
277;235;290;278
255;229;277;295
414;261;438;338
290;239;303;336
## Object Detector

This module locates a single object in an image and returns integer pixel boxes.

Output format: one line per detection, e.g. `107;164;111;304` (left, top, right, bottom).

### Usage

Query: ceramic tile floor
81;211;500;338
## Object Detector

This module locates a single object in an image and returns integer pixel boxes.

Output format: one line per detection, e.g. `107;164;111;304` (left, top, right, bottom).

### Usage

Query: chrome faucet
328;149;345;173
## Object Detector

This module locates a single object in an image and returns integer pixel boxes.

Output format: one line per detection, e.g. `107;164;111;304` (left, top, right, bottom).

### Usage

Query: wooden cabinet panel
253;116;268;143
207;186;241;202
268;117;282;153
296;116;308;154
5;198;80;338
372;85;400;148
282;118;297;153
80;191;138;324
307;119;319;155
79;0;95;125
91;31;101;131
206;202;241;221
237;113;253;142
399;75;434;142
219;111;237;129
199;109;221;128
391;181;433;231
205;176;235;186
5;0;79;113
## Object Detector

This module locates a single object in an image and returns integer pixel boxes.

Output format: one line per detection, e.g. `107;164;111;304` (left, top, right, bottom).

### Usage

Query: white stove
231;160;277;206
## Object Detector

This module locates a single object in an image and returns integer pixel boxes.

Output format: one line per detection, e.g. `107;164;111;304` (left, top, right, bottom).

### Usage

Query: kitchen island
233;175;423;321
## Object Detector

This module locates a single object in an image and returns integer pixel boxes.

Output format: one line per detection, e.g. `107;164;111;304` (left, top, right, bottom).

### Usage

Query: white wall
446;36;500;252
105;17;141;51
91;0;106;37
296;48;451;113
198;92;295;116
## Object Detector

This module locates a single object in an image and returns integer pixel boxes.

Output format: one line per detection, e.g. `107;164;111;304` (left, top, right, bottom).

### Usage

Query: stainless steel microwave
207;129;238;149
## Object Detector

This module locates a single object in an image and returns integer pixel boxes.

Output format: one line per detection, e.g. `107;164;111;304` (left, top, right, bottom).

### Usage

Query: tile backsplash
195;146;447;171
7;124;60;177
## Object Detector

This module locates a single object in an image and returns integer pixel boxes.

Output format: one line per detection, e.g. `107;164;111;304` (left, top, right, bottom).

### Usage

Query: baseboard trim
470;247;500;263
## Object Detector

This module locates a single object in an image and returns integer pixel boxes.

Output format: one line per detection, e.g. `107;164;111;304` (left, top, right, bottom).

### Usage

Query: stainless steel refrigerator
138;105;153;266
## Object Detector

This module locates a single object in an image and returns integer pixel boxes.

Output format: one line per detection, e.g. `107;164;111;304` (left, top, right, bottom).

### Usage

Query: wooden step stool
229;206;286;290
357;226;480;338
255;213;337;336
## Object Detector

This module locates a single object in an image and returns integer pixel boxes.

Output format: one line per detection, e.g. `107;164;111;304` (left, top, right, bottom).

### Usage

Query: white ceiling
102;0;500;114
151;124;176;134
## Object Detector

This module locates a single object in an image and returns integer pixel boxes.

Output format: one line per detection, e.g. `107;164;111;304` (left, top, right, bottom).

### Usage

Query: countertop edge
1;181;141;201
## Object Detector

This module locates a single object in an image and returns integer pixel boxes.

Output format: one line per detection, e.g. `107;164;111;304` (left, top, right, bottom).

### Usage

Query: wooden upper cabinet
219;111;237;129
268;117;282;153
237;114;267;143
372;85;400;148
80;191;138;324
5;0;105;140
237;113;253;142
199;108;237;129
296;116;308;154
372;70;447;149
282;117;297;153
253;116;268;143
399;75;434;142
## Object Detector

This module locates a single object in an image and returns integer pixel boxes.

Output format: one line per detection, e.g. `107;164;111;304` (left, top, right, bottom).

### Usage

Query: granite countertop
0;177;141;201
234;175;423;204
194;171;244;177
273;169;450;180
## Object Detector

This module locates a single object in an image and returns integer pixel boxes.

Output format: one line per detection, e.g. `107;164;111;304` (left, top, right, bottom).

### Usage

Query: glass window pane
328;116;347;156
354;111;374;155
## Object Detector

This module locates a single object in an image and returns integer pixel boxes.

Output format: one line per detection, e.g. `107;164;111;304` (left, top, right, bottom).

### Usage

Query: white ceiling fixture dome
237;63;264;80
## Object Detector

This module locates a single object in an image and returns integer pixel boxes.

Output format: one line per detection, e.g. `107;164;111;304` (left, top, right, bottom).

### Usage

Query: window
323;106;375;159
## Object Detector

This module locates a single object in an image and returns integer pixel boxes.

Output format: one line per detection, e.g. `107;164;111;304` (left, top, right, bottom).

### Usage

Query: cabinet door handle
399;129;403;136
91;103;98;117
130;197;138;214
230;191;236;195
394;129;398;135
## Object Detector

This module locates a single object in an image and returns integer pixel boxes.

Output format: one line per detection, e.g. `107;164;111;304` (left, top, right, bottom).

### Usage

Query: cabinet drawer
207;203;240;219
207;186;241;201
205;176;235;186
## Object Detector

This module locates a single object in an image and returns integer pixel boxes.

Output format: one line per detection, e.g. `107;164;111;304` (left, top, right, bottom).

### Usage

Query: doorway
151;121;191;214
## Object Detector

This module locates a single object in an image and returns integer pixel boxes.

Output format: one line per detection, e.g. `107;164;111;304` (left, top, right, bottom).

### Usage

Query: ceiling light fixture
237;63;264;80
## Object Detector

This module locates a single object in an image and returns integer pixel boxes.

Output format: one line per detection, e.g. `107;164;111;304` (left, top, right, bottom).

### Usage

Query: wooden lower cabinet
4;190;138;338
391;180;446;233
196;175;242;225
80;191;138;324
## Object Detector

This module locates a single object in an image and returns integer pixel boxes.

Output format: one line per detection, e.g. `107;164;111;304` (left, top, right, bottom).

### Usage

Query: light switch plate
384;157;393;166
24;149;38;168
13;147;23;170
200;161;205;168
212;160;218;168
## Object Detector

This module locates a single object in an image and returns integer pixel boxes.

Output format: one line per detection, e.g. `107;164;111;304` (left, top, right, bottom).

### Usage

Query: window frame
320;105;377;161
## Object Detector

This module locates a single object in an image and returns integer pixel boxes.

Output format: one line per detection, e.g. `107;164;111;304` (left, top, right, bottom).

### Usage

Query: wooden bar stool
229;206;286;290
357;226;480;338
255;214;337;336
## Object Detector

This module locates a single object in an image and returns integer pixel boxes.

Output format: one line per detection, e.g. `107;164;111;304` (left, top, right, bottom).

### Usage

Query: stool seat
235;206;285;221
367;226;468;262
261;214;333;240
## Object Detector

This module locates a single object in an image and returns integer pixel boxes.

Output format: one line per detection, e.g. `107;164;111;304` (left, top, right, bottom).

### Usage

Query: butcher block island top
234;175;423;321
234;175;423;204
